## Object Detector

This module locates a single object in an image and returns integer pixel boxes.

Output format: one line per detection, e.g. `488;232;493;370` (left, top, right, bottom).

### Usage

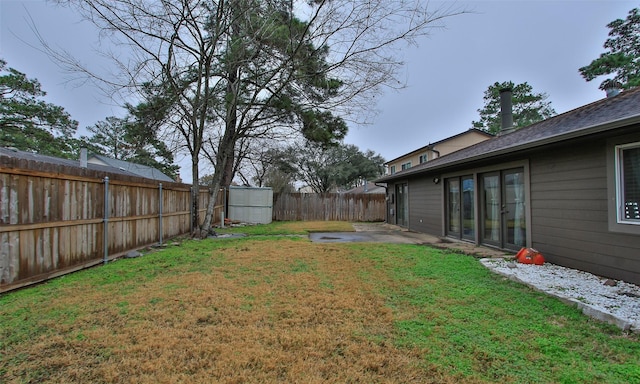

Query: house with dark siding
376;87;640;285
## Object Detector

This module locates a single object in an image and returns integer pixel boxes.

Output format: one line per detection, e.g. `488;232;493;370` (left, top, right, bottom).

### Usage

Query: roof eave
376;114;640;183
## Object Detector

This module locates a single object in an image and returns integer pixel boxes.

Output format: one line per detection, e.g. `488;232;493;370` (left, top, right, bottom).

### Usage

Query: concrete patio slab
308;222;511;259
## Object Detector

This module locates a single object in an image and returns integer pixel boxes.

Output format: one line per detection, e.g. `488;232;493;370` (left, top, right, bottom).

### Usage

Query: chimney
499;87;514;134
80;148;88;168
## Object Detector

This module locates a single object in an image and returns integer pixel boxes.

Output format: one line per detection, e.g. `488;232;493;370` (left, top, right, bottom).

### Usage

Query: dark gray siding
408;177;442;235
529;138;640;285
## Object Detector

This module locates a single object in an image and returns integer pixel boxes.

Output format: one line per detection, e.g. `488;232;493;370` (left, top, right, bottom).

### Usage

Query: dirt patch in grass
1;239;455;383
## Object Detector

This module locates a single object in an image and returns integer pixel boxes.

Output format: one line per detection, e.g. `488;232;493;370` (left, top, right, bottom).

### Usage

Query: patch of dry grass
279;220;356;233
217;220;356;235
1;239;457;383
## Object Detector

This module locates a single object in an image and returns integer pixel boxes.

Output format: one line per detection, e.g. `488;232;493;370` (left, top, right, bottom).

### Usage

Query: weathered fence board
272;193;386;222
0;156;222;293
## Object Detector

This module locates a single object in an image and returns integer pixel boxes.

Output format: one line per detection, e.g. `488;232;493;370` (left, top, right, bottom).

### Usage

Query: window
616;142;640;223
390;165;396;174
419;154;428;164
401;162;411;170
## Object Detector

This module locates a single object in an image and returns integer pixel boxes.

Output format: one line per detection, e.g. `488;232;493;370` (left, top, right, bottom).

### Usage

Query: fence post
158;183;163;245
220;187;226;228
189;186;194;235
103;177;109;264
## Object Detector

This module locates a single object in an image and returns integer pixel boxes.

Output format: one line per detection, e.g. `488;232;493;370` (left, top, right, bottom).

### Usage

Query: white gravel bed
480;258;640;332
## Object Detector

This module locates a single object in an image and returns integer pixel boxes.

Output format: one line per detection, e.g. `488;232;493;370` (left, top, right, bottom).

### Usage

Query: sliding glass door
461;176;475;240
396;183;408;227
480;168;526;249
446;178;460;235
481;173;501;246
503;169;526;249
446;175;475;240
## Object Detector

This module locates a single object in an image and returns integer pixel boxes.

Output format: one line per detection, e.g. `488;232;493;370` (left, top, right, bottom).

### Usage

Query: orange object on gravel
516;247;545;265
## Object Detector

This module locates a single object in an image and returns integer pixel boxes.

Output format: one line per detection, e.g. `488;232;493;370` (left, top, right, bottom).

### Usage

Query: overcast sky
0;0;636;180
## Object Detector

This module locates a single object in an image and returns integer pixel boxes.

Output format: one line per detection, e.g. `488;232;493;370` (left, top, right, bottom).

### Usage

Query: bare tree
238;142;297;190
223;137;276;187
284;141;385;193
51;0;462;236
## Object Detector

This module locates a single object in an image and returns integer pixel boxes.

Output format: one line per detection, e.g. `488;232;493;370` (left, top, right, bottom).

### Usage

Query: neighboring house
88;154;174;182
297;185;315;193
0;147;134;178
385;128;493;175
0;148;174;183
343;181;386;194
376;87;640;285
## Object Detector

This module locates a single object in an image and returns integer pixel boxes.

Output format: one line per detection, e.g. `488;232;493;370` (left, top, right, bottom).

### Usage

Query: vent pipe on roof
605;86;621;98
603;80;622;98
80;148;88;168
605;88;621;98
499;88;514;135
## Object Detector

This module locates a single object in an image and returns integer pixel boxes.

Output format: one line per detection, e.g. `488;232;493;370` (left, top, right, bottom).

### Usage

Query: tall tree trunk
190;154;200;235
201;128;236;236
200;0;241;236
220;151;235;188
201;70;238;234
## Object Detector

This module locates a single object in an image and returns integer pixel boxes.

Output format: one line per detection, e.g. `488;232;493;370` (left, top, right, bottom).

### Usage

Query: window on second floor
419;154;428;164
390;165;396;174
401;162;411;170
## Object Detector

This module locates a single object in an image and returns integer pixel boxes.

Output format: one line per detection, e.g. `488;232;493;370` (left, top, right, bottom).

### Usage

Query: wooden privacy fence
272;193;386;222
0;157;221;293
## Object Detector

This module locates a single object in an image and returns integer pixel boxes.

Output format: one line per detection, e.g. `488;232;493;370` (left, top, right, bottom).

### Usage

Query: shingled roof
0;147;139;177
0;148;174;182
377;87;640;182
88;154;174;182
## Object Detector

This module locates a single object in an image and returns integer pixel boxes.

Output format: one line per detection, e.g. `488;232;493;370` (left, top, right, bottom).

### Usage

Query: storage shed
228;186;273;224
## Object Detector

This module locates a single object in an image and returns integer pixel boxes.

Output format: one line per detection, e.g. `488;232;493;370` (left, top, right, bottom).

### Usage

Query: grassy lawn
1;222;639;383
